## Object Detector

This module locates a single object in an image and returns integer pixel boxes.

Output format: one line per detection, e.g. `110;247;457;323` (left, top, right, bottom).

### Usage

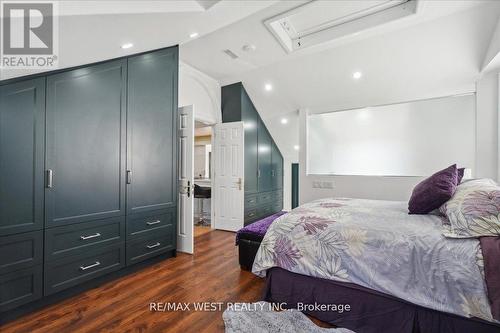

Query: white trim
498;73;500;181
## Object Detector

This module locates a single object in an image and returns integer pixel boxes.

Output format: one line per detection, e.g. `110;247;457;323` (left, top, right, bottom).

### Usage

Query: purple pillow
457;168;465;184
408;164;459;214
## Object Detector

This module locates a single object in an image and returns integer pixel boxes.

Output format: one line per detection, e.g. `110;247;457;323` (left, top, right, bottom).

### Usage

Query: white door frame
177;105;194;254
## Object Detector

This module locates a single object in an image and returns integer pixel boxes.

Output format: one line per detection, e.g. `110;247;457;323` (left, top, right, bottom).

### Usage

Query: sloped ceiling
196;0;223;10
482;17;500;72
181;0;500;162
0;0;278;80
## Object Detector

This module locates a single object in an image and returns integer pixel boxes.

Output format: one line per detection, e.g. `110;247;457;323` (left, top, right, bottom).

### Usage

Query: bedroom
0;0;499;332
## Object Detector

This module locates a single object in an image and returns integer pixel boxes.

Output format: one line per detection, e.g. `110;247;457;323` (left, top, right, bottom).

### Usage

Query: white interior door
213;122;244;232
177;105;194;254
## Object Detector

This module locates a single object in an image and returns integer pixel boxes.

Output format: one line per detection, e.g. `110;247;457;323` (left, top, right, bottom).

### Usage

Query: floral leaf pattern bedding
252;198;493;321
440;179;500;238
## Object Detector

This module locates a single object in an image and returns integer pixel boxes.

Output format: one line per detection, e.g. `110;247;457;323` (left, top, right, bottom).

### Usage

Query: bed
252;198;500;333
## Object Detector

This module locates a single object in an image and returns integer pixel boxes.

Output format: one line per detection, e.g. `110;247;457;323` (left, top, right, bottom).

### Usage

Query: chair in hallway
194;184;211;226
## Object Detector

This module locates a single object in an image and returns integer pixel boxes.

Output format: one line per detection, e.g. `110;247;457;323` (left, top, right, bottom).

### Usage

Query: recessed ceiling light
352;71;362;79
189;32;199;38
293;145;300;151
281;118;288;124
121;43;133;49
264;83;273;91
242;44;257;52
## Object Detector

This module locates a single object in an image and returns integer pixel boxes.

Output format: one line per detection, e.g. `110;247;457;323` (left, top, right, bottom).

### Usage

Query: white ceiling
0;0;278;80
54;1;214;16
181;0;500;161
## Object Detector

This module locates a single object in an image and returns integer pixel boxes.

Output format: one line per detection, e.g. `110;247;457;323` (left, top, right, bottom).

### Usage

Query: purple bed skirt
263;267;500;333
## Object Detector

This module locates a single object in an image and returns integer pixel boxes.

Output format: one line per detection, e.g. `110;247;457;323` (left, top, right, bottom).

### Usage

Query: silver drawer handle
146;220;161;226
80;232;101;240
146;242;161;249
80;261;100;271
248;199;255;203
248;213;255;217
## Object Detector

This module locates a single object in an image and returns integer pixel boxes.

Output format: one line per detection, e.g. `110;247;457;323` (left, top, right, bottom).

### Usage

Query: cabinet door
241;90;258;194
127;47;178;215
271;142;283;190
0;79;45;236
257;119;273;192
46;60;127;227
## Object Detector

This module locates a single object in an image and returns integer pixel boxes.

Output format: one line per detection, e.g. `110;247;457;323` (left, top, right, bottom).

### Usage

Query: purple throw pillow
457;168;465;184
408;164;459;214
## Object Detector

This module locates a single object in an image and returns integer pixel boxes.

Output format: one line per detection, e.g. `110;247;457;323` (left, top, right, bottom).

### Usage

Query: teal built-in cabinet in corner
222;82;283;225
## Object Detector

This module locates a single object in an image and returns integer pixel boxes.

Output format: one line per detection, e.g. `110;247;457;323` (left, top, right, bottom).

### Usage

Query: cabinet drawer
0;231;43;275
272;190;283;199
127;210;175;240
259;205;274;218
244;208;259;223
244;194;258;209
44;243;125;296
272;201;283;213
126;228;174;265
45;217;125;261
258;192;273;204
0;265;42;312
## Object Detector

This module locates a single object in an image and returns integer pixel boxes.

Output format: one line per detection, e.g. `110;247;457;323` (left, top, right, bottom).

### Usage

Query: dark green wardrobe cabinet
271;142;283;190
0;46;178;313
241;88;259;194
0;79;45;236
221;83;283;225
45;60;127;227
126;48;178;216
257;119;273;192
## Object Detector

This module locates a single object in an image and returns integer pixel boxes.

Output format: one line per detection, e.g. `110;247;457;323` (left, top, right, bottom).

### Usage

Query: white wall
476;71;499;180
307;95;476;177
482;18;500;72
299;108;421;204
298;73;500;204
194;145;207;178
179;61;221;124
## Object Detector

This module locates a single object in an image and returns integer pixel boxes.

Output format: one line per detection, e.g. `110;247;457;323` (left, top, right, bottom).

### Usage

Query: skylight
265;0;419;53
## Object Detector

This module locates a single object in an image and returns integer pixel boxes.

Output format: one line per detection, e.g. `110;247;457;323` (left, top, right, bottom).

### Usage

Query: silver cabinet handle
257;169;261;178
146;220;161;226
80;232;101;240
126;170;132;184
146;242;161;249
80;261;100;271
46;169;53;188
248;212;255;217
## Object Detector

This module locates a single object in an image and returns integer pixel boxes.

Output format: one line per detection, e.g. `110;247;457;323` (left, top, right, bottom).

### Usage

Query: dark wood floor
1;231;265;333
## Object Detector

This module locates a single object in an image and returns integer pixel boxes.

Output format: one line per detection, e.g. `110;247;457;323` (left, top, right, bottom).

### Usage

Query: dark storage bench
236;211;286;271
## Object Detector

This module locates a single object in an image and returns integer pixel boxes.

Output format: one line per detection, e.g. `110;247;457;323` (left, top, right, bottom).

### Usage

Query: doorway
292;163;299;209
193;120;213;239
177;107;244;255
